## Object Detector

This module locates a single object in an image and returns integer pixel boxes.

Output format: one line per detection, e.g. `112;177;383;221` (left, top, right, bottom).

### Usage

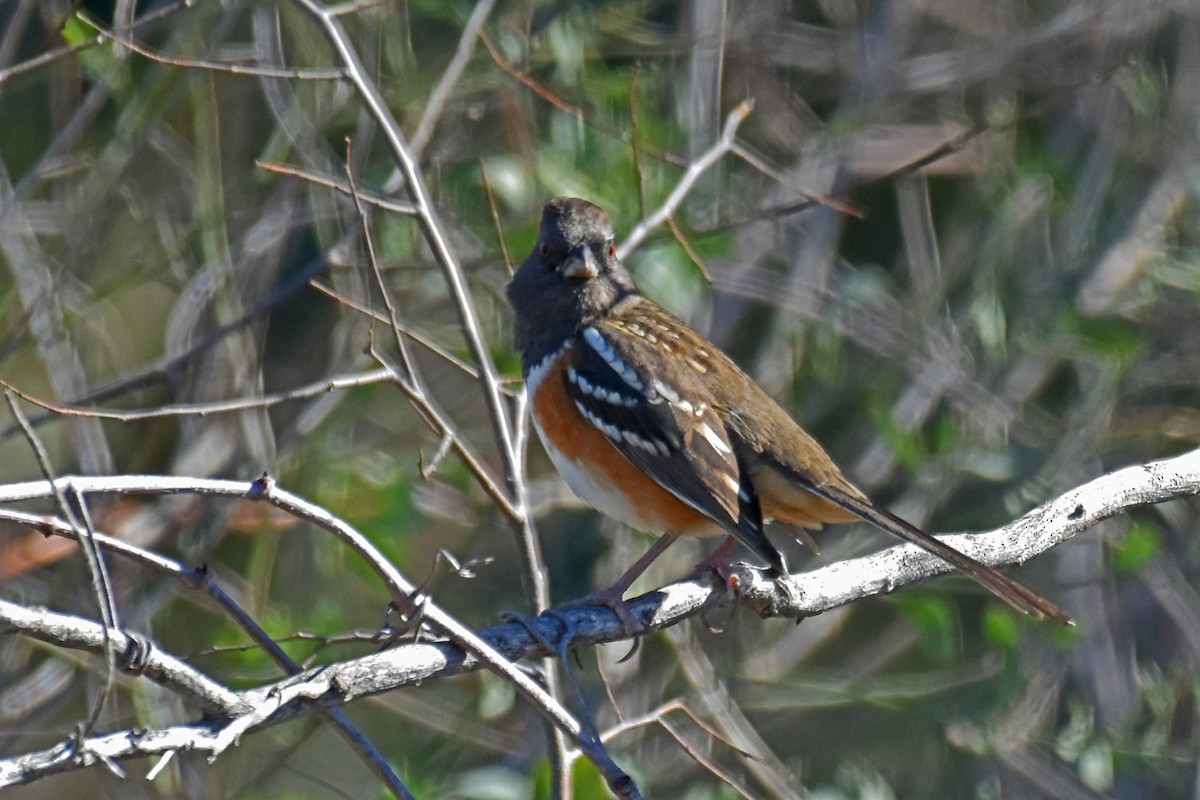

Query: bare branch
258;160;419;215
288;3;580;789
0;598;246;719
0;1;193;87
1;447;1195;787
409;0;498;159
82;12;347;79
0;507;414;798
0;468;636;795
0;370;392;422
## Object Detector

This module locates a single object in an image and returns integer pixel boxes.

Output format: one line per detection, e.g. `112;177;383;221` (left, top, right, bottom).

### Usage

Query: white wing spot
583;326;645;392
570;364;639;407
695;420;732;455
651;379;682;406
621;429;661;454
576;399;669;455
575;400;623;441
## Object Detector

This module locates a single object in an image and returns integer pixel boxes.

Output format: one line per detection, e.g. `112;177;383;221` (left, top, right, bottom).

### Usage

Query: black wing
566;320;785;573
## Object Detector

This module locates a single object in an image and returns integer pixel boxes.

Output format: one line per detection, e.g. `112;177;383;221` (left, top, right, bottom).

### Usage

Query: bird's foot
561;585;646;636
693;536;741;593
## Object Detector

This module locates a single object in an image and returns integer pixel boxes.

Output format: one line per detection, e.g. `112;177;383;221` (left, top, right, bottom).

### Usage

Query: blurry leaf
483;155;537;209
377;214;422;263
828;759;897;800
493;343;523;378
631;240;705;316
60;15;112;80
0;530;78;581
477;671;516;720
1112;520;1161;572
60;14;97;46
1068;312;1146;369
891;591;957;660
929;414;962;456
868;401;925;471
210;609;297;682
1055;700;1095;762
1151;253;1200;294
959;448;1018;482
1078;741;1114;791
968;292;1007;355
454;765;533;800
532;755;607;800
974;773;1003;800
982;606;1020;650
1116;61;1169;118
1049;618;1083;649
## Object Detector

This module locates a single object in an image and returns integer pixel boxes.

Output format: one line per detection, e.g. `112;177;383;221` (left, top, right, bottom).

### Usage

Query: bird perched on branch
507;196;1069;630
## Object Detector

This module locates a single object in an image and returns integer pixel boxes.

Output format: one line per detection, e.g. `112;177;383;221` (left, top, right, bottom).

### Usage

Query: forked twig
618;100;754;259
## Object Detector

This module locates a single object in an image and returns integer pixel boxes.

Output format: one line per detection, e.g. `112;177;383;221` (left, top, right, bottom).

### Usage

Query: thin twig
0;245;338;441
480;33;685;168
310;282;491;382
409;0;498;159
665;216;713;283
618;100;754;259
595;700;760;799
344;137;422;389
5;395;120;738
290;3;585;792
82;11;347;79
258;159;419;215
0;0;193;87
0;506;415;799
479;160;513;277
0;370;392;422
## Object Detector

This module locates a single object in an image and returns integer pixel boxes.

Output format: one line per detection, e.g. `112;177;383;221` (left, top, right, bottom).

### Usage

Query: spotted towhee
508;197;1069;627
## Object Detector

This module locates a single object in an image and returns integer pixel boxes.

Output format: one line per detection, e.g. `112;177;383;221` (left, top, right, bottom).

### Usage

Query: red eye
608;243;617;259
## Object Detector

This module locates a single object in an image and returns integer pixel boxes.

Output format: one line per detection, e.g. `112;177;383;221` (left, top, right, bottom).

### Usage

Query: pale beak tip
562;248;599;279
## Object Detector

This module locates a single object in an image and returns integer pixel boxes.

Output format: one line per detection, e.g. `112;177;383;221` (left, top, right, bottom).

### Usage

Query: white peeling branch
241;445;1200;685
0;720;223;786
2;448;1195;788
0;598;245;718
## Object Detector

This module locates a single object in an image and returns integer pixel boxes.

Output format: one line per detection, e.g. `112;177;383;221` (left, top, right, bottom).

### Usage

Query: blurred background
1;0;1199;797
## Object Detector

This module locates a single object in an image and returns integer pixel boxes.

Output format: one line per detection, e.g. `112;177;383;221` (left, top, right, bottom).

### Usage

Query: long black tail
813;484;1071;625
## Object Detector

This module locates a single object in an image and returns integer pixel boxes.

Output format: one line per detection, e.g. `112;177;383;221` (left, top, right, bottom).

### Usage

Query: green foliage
533;756;608;800
1112;520;1162;572
892;590;960;662
981;606;1021;651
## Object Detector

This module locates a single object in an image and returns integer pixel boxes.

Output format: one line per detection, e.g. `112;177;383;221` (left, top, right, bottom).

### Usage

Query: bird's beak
561;245;599;279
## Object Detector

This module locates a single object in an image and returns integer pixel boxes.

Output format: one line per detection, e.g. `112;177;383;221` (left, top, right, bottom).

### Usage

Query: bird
507;196;1070;629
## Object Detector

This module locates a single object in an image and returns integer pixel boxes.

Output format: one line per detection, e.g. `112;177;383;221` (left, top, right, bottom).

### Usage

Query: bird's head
507;197;637;365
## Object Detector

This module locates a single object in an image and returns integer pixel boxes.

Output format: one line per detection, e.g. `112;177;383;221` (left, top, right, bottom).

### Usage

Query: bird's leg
693;535;740;590
567;531;682;634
